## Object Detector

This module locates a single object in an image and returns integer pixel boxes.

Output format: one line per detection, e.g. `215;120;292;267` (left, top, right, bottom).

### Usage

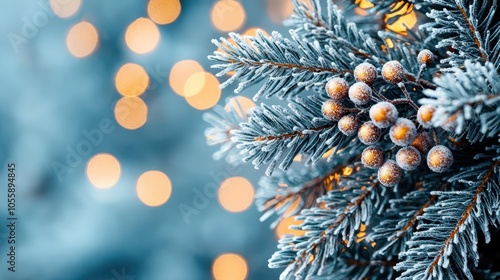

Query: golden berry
396;146;421;171
417;105;435;128
354;62;377;85
338;115;359;136
378;160;401;187
382;61;405;84
361;146;384;169
418;49;434;65
427;145;453;172
358;121;381;145
326;77;349;101
369;101;398;128
322;99;346;121
389;118;417;146
411;132;433;153
349;82;372;105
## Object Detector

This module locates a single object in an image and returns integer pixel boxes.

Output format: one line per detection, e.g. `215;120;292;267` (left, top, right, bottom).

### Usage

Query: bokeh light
125;17;160;54
169;60;204;96
385;4;417;34
224;96;255;118
147;0;182;25
136;171;172;207
66;21;99;58
114;97;148;130
211;0;246;32
268;0;311;23
354;0;374;15
218;177;254;213
50;0;82;18
275;216;305;240
115;63;150;97
85;153;121;189
184;72;221;110
212;253;248;280
242;27;269;37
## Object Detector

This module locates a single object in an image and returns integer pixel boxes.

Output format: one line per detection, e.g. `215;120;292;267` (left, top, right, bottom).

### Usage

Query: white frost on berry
369;101;398;128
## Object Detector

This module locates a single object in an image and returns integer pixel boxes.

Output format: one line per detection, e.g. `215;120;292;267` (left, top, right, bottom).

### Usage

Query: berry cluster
321;50;455;187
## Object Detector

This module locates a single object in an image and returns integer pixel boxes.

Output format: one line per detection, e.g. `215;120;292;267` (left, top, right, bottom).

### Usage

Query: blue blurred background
0;0;298;279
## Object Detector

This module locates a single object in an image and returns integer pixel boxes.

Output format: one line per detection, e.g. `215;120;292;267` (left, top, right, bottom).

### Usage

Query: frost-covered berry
338;115;359;136
358;121;381;145
378;160;402;187
361;146;384;169
322;100;346;121
417;105;435;128
418;49;434;65
389;118;417;146
348;82;372;105
382;61;405;84
441;114;457;132
354;62;377;85
326;77;349;101
396;146;421;171
411;132;433;153
427;145;453;173
370;101;398;128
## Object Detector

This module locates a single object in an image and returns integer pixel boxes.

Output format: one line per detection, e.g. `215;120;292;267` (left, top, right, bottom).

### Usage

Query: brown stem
254;124;333;141
292;182;380;268
231;59;351;75
267;155;362;211
455;0;487;62
392;183;448;241
427;161;499;275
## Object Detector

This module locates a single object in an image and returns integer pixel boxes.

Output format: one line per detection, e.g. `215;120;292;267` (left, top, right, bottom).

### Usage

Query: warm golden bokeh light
275;216;305;240
268;0;311;23
184;72;221;110
218;177;254;213
66;21;99;58
224;96;256;118
147;0;181;25
50;0;82;18
243;27;269;37
293;154;302;162
125;18;160;54
385;4;417;34
115;63;150;97
356;0;374;9
86;153;121;189
136;171;172;207
211;0;246;32
212;253;248;280
169;60;204;96
114;97;148;130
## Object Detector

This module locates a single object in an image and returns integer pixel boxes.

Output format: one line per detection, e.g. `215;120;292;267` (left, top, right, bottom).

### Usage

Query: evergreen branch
368;186;440;257
427;161;498;276
203;100;250;164
287;0;437;89
396;160;500;279
421;61;500;141
209;30;352;100
455;1;487;61
313;244;397;279
422;0;500;69
270;172;389;278
257;156;361;228
231;94;360;175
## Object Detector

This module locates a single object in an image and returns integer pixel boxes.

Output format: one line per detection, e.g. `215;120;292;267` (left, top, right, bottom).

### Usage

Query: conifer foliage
205;0;500;278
